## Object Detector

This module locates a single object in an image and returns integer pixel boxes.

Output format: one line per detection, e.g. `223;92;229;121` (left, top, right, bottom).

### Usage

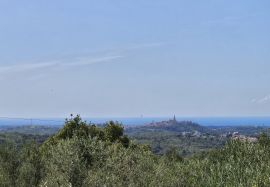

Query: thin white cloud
0;55;123;74
0;41;164;77
66;55;123;67
251;94;270;104
0;61;59;73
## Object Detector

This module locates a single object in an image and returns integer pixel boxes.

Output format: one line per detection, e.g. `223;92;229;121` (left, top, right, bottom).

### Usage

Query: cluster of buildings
230;132;258;142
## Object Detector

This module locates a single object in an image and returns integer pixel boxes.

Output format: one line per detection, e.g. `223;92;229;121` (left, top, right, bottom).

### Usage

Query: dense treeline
127;131;226;156
1;115;270;186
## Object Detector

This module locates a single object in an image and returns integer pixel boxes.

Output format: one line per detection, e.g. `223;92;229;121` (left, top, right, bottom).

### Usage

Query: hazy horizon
2;116;270;127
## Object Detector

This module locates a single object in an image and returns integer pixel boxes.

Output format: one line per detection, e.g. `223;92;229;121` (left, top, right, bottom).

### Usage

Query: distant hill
125;118;225;155
125;118;210;135
0;125;60;135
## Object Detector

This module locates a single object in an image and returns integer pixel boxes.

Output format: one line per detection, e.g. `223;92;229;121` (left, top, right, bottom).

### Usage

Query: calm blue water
1;117;270;127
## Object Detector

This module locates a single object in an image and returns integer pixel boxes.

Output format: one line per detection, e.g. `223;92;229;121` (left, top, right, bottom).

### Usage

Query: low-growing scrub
1;116;270;187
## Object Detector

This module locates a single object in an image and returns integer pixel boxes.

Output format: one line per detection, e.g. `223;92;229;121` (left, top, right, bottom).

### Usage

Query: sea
1;117;270;127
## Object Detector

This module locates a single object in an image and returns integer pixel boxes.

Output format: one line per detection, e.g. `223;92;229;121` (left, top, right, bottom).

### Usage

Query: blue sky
0;0;269;118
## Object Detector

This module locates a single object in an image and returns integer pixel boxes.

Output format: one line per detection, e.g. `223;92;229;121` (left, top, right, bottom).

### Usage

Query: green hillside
1;116;270;186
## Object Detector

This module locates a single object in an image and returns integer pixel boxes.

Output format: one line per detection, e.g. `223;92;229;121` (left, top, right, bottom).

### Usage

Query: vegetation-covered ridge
125;118;266;156
1;115;270;186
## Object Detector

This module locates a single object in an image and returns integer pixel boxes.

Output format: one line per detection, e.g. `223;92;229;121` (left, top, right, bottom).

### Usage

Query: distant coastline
1;117;270;127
